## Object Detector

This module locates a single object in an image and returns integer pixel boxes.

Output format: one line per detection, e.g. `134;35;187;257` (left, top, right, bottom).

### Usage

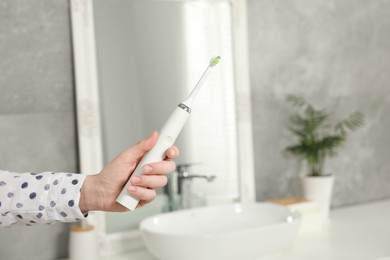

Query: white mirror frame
70;0;256;256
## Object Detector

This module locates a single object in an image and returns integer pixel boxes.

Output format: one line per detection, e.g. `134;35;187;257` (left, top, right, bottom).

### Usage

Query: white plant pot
301;175;335;220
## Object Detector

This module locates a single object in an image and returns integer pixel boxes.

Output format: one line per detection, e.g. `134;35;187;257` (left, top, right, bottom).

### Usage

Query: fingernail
143;165;153;173
131;176;141;184
128;186;137;192
169;149;175;157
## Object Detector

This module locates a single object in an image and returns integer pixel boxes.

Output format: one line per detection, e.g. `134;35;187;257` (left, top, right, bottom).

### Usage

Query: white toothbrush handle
116;105;190;210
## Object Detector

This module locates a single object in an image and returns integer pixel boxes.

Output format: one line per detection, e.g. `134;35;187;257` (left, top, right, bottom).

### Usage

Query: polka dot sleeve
0;170;88;227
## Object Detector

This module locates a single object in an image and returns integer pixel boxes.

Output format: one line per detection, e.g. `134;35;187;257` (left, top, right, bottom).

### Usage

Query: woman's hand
79;131;179;212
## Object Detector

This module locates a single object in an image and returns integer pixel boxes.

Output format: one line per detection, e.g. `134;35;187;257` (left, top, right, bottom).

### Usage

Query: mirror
71;0;255;254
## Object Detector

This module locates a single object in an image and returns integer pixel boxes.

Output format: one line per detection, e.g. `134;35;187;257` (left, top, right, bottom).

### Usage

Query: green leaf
317;135;345;157
288;127;308;138
285;144;308;156
336;111;364;132
286;95;308;108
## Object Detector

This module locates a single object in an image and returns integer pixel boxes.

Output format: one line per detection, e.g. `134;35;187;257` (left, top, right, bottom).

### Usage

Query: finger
143;160;176;175
127;185;157;202
120;131;159;161
165;146;180;159
111;203;132;212
131;175;168;189
137;200;149;208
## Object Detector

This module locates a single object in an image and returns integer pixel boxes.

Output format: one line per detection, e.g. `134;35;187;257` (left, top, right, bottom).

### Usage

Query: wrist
79;175;99;212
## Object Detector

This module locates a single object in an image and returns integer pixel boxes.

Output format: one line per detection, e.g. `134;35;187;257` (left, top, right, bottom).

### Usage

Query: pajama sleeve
0;170;88;227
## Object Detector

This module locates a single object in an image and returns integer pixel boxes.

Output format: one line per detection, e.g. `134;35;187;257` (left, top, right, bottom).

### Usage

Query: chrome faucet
177;164;216;209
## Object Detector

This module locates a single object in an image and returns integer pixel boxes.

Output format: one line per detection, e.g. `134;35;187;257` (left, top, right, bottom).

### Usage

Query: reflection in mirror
94;0;239;233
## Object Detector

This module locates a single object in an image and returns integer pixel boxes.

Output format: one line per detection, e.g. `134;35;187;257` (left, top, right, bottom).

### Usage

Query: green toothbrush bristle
212;56;221;66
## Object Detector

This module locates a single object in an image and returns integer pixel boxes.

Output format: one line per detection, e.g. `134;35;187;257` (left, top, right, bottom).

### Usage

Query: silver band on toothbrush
178;103;191;113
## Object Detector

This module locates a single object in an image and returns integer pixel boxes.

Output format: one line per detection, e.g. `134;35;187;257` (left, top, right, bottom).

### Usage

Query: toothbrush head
181;55;221;107
210;56;221;67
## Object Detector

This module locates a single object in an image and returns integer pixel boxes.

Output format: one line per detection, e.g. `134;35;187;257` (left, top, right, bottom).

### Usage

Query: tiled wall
248;0;390;208
0;0;77;259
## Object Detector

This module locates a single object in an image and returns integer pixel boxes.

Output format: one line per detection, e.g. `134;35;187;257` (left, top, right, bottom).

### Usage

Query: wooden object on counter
267;197;307;205
268;197;324;232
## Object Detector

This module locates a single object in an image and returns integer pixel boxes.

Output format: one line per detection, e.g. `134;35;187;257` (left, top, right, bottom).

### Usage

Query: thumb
121;131;159;162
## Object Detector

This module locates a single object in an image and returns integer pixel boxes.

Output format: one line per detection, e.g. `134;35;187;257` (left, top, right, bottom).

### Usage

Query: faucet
176;163;216;209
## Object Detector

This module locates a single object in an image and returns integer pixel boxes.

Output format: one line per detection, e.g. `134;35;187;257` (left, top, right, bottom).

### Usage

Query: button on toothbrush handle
116;106;190;210
163;136;174;146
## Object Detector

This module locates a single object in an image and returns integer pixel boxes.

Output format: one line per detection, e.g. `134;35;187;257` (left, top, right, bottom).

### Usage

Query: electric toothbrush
116;56;221;210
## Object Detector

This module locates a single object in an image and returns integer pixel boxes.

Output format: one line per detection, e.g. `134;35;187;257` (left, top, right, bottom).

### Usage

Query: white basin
140;203;301;260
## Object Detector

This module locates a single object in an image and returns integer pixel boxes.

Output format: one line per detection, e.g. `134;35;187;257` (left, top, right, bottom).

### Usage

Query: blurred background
1;0;390;259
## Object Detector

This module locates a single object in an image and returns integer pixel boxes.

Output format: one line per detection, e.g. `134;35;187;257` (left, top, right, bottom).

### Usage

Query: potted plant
285;95;364;219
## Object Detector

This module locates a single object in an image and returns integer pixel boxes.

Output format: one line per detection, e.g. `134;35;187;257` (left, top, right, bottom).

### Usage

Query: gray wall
248;0;390;208
0;0;77;259
1;0;390;258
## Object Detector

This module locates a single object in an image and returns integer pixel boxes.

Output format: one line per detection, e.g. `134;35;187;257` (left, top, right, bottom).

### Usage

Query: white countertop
281;199;390;260
87;200;390;260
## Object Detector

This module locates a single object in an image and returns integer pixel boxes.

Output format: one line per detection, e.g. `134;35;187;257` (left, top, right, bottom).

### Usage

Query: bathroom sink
140;203;301;260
